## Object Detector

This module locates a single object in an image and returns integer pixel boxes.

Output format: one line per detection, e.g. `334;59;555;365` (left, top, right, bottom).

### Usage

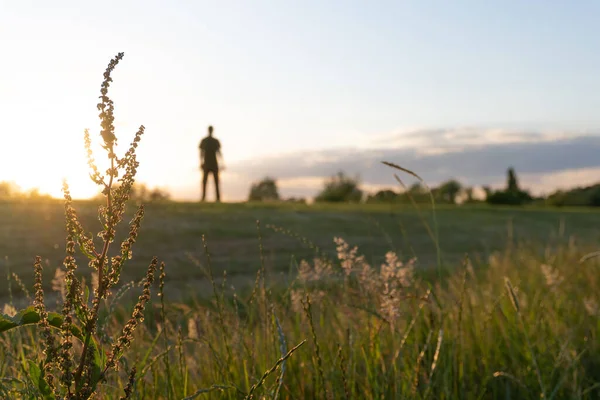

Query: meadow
2;200;600;301
1;199;600;399
2;52;599;399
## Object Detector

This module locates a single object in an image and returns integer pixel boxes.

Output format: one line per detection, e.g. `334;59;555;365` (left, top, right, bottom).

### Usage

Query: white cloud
521;167;600;196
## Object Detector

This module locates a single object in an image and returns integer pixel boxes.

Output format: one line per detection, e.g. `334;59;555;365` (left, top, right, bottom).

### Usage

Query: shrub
546;184;600;207
134;183;171;203
486;190;533;205
315;172;362;203
402;183;431;204
94;183;171;203
366;189;399;203
284;196;306;204
248;177;280;201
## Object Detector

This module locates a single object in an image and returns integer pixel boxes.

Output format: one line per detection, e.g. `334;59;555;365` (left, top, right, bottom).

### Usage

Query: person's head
208;125;214;137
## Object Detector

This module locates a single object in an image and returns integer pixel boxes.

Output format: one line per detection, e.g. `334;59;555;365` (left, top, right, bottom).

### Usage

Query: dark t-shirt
200;136;221;171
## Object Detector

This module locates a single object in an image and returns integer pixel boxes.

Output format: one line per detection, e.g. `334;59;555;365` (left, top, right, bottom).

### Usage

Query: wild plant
0;52;161;399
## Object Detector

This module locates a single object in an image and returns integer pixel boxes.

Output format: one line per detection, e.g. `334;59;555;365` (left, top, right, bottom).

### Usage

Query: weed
0;52;162;399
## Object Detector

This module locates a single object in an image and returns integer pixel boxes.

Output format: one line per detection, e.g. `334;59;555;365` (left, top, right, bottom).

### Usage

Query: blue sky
1;1;600;200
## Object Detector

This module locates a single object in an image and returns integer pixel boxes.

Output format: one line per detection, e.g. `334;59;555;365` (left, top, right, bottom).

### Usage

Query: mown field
1;199;600;399
2;200;600;301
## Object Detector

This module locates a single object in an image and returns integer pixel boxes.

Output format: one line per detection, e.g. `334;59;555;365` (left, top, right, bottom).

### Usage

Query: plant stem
74;154;116;392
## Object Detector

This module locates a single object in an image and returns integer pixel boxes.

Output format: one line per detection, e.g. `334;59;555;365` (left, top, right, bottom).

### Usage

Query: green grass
2;199;600;300
1;199;600;398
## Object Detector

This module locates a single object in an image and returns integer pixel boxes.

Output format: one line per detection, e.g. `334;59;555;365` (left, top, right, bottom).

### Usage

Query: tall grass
139;237;600;398
0;53;599;399
3;220;599;398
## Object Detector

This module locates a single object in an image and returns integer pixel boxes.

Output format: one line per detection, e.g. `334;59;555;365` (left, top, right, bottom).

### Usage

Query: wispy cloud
369;127;580;154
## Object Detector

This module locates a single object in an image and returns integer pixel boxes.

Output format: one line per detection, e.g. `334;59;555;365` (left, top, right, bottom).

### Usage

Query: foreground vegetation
1;232;599;399
1;53;599;399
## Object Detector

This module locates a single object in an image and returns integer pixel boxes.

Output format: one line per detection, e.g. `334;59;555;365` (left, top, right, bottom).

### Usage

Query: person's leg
201;169;208;201
214;169;221;202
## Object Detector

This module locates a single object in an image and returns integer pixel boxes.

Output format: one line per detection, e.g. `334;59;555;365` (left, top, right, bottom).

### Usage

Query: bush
402;183;431;204
93;182;171;203
284;196;306;204
248;177;280;201
487;190;533;205
132;183;171;203
546;184;600;207
315;172;362;203
366;189;399;203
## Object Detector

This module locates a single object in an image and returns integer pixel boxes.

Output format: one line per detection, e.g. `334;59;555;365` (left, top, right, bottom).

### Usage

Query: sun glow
1;127;107;200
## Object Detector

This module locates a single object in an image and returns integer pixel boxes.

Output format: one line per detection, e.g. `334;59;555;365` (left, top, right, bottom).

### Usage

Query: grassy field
2;199;600;301
1;199;600;399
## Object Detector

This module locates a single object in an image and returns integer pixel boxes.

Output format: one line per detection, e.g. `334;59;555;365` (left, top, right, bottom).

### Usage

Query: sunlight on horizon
2;126;126;200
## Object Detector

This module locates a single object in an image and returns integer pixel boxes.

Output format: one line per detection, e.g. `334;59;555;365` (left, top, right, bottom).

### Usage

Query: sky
1;1;600;201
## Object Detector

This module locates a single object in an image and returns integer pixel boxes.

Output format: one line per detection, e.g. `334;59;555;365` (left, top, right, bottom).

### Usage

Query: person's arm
217;141;224;170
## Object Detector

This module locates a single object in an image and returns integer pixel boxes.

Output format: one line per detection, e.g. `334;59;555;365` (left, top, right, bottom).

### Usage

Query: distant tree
463;187;475;203
486;190;530;206
591;187;600;207
367;189;399;203
437;179;463;204
482;186;493;199
398;182;430;204
545;190;566;207
148;187;171;202
507;167;519;193
315;172;362;203
284;197;306;204
0;181;18;198
408;182;424;194
95;182;171;203
25;188;52;200
248;177;280;202
130;183;170;202
546;184;600;207
131;183;149;202
486;167;532;206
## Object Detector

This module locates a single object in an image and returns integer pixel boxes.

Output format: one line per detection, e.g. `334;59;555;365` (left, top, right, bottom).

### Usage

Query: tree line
0;182;53;200
0;182;170;203
248;167;600;207
3;167;598;206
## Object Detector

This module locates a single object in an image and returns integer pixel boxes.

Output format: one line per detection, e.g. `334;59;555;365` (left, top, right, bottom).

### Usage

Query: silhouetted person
199;125;222;202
